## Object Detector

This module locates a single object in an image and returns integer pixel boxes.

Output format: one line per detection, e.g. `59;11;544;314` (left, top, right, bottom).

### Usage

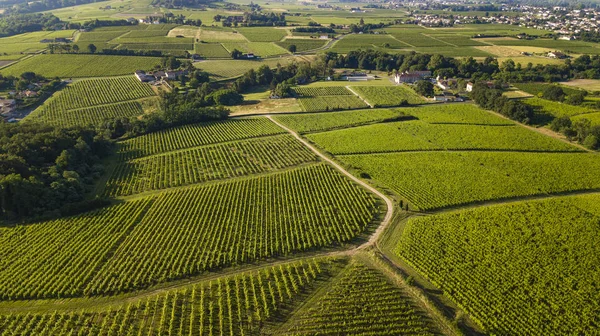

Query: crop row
0;258;342;335
29;100;144;128
104;134;318;197
352;86;424;107
283;261;437;335
293;86;352;97
0;200;153;300
87;164;379;295
274;108;403;133
28;76;155;121
307;120;581;155
341;151;600;210
298;96;368;112
402;104;514;125
118;117;286;160
396;195;600;335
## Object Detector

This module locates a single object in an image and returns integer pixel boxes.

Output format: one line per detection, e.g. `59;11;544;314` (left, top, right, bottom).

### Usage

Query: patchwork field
0;54;162;78
351;85;425;106
397;194;600;334
237;27;288;42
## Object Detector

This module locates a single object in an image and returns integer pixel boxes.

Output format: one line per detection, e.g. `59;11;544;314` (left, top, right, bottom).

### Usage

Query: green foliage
104;135;318;197
118;118;286;159
414;80;434;97
293;86;352;96
237;27;287;42
298;96;368;112
86;164;378;294
307;121;579;155
341;151;600;210
402;104;514;125
209;89;244;106
524;97;595;117
276;39;327;52
351;86;424;107
542;85;566;102
397;195;600;335
0;258;342;333
274;108;404;133
283;261;437;335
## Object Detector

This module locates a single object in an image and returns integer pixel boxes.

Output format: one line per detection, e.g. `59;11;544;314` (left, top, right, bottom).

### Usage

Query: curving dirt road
266;116;394;248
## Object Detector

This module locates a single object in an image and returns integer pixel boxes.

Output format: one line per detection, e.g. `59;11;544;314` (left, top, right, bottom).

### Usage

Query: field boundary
346;85;373;108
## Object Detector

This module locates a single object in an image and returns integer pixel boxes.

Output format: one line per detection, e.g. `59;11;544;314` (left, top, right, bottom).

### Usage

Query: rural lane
266;116;394;248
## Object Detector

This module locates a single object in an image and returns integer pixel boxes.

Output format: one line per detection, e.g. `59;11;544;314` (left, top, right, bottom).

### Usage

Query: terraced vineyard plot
0;258;344;335
237;27;288;42
222;42;289;57
76;31;125;42
87;164;379;294
433;35;487;46
283;261;437;336
104;135;319;197
0;200;152;300
119;118;286;159
352;86;424;106
274;109;404;133
116;43;193;54
28;100;145;128
198;58;299;79
0;54;162;78
397;196;600;335
115;36;194;44
524;97;596;118
329;34;408;53
308;121;578;154
390;33;450;47
572;111;600;126
298;96;368;112
194;42;231;58
198;28;248;42
293;86;352;96
341;151;600;210
26;76;155;125
514;82;585;97
276;39;328;52
403;104;514;125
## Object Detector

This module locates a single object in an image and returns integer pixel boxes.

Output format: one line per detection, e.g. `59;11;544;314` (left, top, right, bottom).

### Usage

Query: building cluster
134;70;188;82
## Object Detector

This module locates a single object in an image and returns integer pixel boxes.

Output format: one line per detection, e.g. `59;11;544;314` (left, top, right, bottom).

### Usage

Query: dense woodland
0;13;63;37
2;0;101;14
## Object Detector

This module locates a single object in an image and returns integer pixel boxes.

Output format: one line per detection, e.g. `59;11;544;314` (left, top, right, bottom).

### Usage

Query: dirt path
345;85;373;108
267;116;393;248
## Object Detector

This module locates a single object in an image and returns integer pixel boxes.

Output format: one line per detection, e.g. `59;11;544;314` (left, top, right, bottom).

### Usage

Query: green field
196;57;303;79
402;104;514;125
118;118;286;159
351;85;425;106
523;97;597;117
276;39;328;52
298;96;369;112
274;108;404;133
194;42;231;58
104;134;318;197
0;54;162;78
293;86;352;96
222;42;290;57
342;151;600;210
307;120;579;155
397;194;600;334
237;27;288;42
26;76;155;127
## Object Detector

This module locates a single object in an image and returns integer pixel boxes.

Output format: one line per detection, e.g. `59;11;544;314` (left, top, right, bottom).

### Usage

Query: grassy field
397;194;600;334
307;121;579;155
562;79;600;92
342;151;600;210
237;27;288;42
0;54;162;78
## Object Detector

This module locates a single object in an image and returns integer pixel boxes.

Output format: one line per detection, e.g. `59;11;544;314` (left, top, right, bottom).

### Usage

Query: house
0;99;16;115
319;35;329;39
134;70;152;82
466;82;474;92
434;95;450;102
20;90;38;98
126;17;137;24
548;51;566;59
559;35;575;40
436;76;457;90
245;53;256;59
153;71;166;80
394;70;431;84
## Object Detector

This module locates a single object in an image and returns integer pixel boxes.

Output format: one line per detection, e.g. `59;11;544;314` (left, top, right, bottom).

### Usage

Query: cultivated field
351;85;425;106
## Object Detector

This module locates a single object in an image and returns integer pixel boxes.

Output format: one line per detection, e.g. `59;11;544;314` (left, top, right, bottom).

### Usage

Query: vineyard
26;76;155;126
0;258;346;335
523;97;596;117
397;195;600;335
307;121;579;155
237;27;288;42
0;200;152;300
104;135;318;197
274;108;404;133
0;54;162;78
118;118;286;160
276;39;328;52
341;151;600;210
403;104;514;125
293;86;353;97
351;86;425;106
88;164;379;294
282;261;437;335
298;96;368;112
28;100;146;128
194;43;231;58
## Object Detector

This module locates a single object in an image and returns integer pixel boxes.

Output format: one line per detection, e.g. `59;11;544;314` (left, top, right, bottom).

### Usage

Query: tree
273;82;292;98
87;43;97;53
583;134;599;149
287;44;297;53
414;80;434;97
542;85;565;102
231;49;243;59
72;44;79;53
565;92;585;105
209;89;244;106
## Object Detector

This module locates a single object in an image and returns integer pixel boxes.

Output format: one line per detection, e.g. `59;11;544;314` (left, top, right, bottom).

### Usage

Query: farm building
394;71;431;84
548;51;566;59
